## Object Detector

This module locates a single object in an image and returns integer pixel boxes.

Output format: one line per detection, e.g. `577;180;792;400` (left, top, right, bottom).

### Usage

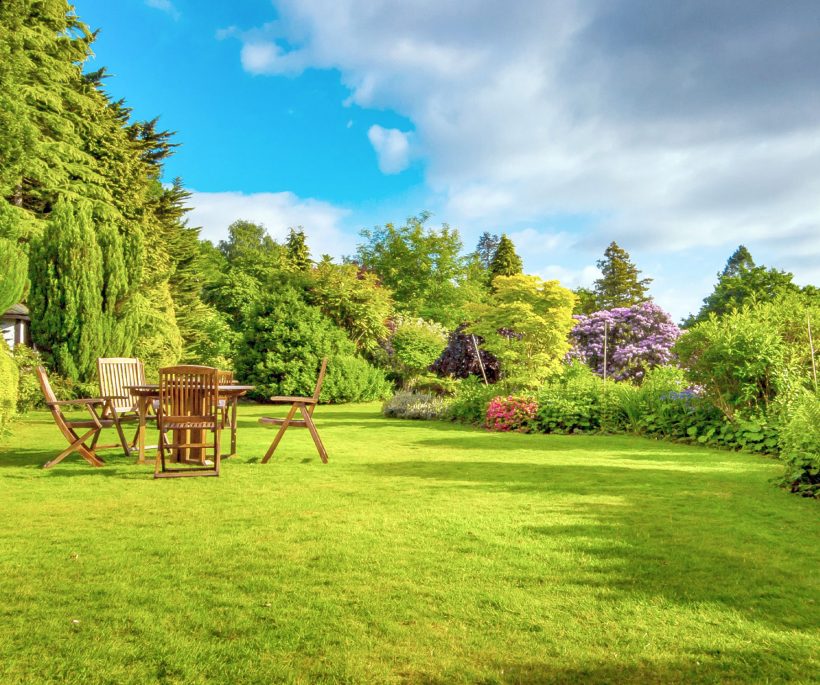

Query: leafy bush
382;391;452;420
322;354;392;403
388;316;448;386
486;395;537;432
777;391;820;497
235;287;388;403
569;301;680;382
0;346;18;435
675;296;819;420
447;376;499;425
409;372;459;396
534;363;607;434
430;324;500;383
12;344;43;412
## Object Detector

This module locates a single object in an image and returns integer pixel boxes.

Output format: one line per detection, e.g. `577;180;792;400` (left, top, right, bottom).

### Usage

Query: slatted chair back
98;357;145;413
156;365;221;478
312;358;328;404
36;365;58;406
37;366;60;416
158;365;219;425
217;369;234;385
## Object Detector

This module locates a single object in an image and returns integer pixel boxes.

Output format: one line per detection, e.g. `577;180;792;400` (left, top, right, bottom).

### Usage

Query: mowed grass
0;404;818;684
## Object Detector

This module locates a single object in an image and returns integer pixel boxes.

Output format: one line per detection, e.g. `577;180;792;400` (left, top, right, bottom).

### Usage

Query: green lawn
0;404;818;684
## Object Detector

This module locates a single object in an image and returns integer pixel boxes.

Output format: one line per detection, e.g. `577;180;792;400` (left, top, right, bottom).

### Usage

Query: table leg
137;396;147;465
230;396;238;456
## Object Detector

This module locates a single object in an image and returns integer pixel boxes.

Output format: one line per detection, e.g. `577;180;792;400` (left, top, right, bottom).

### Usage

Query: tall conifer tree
286;227;311;271
29;199;104;381
489;234;523;282
593;242;652;309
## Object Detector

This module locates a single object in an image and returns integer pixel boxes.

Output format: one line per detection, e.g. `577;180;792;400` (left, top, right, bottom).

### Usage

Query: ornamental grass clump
486;395;538;432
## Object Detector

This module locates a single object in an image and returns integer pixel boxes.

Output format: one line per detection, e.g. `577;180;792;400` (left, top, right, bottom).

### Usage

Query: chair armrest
101;394;131;400
47;398;107;407
268;396;317;404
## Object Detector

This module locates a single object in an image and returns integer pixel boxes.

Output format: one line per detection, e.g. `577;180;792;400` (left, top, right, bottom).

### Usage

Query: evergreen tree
285;226;311;271
685;246;799;326
95;208;133;355
475;232;500;270
0;237;27;313
593;242;652;309
489;234;523;282
29;199;104;381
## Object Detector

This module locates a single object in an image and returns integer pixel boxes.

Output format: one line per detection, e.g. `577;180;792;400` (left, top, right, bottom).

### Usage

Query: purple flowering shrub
486;395;538;432
568;301;681;383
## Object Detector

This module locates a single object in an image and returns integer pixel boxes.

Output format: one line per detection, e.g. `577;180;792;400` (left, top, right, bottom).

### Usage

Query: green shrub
534;364;606;434
322;354;392;403
382;390;452;420
13;344;43;412
389;317;448;386
778;391;820;497
409;372;459;396
675;297;818;420
0;346;18;435
448;376;499;425
235;287;388;403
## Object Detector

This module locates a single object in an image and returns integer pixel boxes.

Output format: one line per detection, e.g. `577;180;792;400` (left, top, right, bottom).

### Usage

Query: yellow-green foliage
0;347;18;434
468;274;576;386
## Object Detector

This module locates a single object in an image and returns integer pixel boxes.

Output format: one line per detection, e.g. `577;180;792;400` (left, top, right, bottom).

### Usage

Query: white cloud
367;125;412;174
145;0;180;20
536;264;600;290
508;229;572;257
186;190;354;259
222;0;820;263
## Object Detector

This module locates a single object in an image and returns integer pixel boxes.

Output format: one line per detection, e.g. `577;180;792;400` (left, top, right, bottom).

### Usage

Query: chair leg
261;403;298;463
214;429;221;476
155;429;168;477
300;404;329;464
44;428;104;469
111;417;132;457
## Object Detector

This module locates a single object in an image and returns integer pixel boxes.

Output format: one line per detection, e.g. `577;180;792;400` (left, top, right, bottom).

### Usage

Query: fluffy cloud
225;0;820;266
367;125;412;174
186;190;354;259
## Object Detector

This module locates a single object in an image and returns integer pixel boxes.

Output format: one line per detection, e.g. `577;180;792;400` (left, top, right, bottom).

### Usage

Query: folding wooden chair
97;357;148;457
155;365;221;478
259;358;328;463
36;366;109;469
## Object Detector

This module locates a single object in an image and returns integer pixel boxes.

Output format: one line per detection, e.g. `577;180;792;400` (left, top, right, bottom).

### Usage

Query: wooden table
127;384;255;464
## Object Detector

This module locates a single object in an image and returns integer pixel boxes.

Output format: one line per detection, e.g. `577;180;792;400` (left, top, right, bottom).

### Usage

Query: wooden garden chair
155;365;221;478
36;366;110;469
259;358;328;463
216;369;234;430
97;357;148;457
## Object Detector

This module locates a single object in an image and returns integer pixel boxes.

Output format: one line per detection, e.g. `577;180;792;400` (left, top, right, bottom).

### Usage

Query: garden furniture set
36;357;329;476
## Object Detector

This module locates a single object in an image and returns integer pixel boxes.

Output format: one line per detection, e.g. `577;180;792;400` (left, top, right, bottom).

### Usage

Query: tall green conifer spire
29;198;104;381
593;242;651;309
286;227;312;271
489;234;523;283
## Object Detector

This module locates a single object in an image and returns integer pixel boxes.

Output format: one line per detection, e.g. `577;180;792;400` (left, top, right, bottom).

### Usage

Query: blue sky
76;0;820;321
